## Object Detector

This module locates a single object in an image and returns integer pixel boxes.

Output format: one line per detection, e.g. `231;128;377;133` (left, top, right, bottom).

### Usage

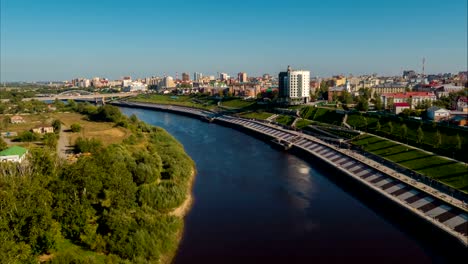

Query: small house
393;102;410;115
10;115;25;124
0;146;28;163
427;106;450;121
32;126;54;134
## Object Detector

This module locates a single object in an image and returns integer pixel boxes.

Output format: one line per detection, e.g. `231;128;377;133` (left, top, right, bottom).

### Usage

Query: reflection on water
120;107;463;264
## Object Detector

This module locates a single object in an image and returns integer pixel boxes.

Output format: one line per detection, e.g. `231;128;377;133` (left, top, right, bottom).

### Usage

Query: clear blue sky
1;0;467;81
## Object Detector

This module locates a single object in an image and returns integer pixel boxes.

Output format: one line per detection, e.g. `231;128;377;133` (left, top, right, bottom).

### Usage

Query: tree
74;137;102;154
388;121;393;134
401;124;408;141
52;119;61;132
374;95;383;110
17;131;40;142
417;126;424;144
435;130;442;149
0;137;7;151
43;133;58;149
456;134;462;151
2;116;11;129
356;97;369;111
362;116;368;131
70;123;82;132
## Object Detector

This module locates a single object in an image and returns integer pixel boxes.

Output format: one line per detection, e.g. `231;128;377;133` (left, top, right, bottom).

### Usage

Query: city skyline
1;0;467;81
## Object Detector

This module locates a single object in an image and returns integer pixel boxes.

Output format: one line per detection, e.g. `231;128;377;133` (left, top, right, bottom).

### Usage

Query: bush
74;137;102;154
43;133;58;149
16;131;40;142
70;123;82;132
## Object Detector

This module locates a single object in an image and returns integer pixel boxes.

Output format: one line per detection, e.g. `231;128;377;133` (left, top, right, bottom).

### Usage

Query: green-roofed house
0;146;28;163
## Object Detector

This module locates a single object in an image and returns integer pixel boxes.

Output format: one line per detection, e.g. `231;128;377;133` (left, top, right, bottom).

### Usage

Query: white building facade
286;69;310;103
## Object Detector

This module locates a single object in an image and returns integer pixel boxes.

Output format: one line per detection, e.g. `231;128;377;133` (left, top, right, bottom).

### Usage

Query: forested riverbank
0;104;195;263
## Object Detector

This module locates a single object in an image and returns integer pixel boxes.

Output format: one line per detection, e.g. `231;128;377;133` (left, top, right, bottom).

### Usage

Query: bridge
112;100;468;246
21;92;137;102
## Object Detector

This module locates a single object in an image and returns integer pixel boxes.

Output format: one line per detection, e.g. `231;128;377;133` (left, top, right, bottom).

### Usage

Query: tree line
0;104;195;263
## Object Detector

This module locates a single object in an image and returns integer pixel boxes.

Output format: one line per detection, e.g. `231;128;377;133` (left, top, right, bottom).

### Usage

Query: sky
1;0;467;81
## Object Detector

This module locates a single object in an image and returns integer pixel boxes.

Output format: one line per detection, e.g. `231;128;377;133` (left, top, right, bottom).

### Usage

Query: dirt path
57;126;71;159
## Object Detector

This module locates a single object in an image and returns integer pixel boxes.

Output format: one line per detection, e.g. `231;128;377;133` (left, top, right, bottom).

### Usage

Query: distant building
159;76;176;89
194;72;203;82
393;102;411;115
122;76;132;87
238;72;248;83
0;146;28;163
427;106;450;121
10;115;25;124
182;72;190;82
381;92;437;109
456;96;468;112
328;86;346;102
123;81;148;92
372;83;407;95
403;70;417;80
220;73;229;81
32;126;54;134
278;66;310;104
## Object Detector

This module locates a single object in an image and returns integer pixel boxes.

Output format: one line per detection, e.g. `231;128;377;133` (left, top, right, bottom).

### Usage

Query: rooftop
0;146;28;157
393;102;410;107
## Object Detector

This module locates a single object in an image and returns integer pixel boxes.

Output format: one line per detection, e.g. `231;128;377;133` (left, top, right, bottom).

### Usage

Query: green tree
401;124;408;142
456;134;462;151
373;94;383;110
43;133;58;149
356;97;369;111
417;126;424;144
17;131;40;142
2;116;11;129
388;121;393;134
70;123;82;132
435;130;442;149
74;137;102;154
0;137;7;151
52;119;61;133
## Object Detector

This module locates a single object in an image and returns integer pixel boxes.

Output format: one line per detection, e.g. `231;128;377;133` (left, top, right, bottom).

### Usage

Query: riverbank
115;101;468;248
161;168;196;264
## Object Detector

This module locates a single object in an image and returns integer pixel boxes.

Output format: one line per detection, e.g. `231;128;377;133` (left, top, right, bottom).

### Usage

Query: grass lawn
54;112;131;147
220;98;256;109
276;115;295;126
131;94;217;110
295;119;312;129
0;112;131;149
352;134;468;193
239;111;273;120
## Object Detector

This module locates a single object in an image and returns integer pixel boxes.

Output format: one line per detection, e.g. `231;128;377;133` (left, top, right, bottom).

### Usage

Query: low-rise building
10;115;25;124
456;96;468;112
0;146;28;163
372;83;407;95
427;106;450;121
393;102;411;114
381;92;437;109
328;86;346;102
32;126;54;134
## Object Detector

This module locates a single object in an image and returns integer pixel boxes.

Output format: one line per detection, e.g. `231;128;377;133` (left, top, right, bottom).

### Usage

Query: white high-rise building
279;66;310;104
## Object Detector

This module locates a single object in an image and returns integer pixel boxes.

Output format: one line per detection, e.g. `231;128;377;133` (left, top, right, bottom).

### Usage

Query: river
120;107;465;264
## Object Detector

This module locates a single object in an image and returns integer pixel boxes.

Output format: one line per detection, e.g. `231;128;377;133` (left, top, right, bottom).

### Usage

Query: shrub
70;123;82;132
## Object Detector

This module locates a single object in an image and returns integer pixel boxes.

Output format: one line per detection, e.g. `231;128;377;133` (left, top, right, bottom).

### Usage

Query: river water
120;107;465;264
